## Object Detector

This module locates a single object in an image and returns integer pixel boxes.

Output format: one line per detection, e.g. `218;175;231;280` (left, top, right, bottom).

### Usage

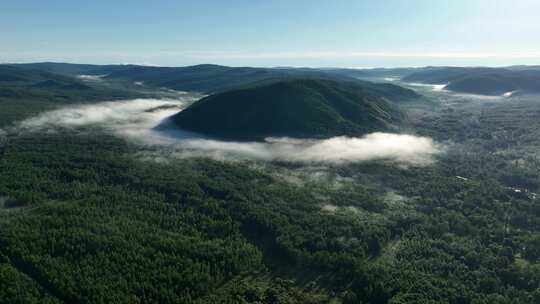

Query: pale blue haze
2;0;540;67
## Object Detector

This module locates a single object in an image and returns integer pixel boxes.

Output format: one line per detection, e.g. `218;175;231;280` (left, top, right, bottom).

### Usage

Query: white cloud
405;82;450;93
16;98;443;165
159;133;442;165
77;74;106;81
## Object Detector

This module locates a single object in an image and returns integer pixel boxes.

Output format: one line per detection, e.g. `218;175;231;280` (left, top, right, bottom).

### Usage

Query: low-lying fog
14;97;443;165
399;80;517;101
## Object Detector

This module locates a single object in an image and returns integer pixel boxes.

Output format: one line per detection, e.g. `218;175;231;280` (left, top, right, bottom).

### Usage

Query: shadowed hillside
172;78;405;140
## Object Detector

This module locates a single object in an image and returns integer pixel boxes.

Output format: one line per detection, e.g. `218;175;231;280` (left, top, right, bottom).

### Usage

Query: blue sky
2;0;540;67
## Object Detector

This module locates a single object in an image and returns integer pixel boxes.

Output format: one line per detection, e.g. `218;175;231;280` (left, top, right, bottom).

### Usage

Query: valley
1;63;540;303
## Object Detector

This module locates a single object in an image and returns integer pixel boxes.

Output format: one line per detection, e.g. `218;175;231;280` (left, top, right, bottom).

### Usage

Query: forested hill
10;62;422;96
172;78;405;141
0;65;137;102
9;63;359;93
0;65;90;89
6;62;125;77
12;62;540;96
402;66;540;95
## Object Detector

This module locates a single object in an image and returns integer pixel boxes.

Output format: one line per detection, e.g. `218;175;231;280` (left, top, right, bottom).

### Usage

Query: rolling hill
13;62;540;96
0;65;139;104
10;62;423;96
171;78;405;141
402;67;540;95
9;62;128;76
10;63;358;93
101;64;401;93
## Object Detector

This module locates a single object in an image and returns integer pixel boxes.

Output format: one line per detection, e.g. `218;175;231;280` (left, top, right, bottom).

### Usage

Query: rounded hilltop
171;78;406;141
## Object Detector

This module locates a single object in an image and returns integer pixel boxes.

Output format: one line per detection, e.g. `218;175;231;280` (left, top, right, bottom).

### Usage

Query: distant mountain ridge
2;63;420;106
0;65;137;102
402;67;540;95
7;62;127;76
13;62;540;97
8;62;422;96
171;78;405;141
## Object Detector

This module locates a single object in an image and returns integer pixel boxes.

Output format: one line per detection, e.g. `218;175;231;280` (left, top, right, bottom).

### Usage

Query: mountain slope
0;65;138;103
12;63;357;93
402;67;540;95
103;64;367;93
171;78;404;140
12;62;421;97
10;62;127;76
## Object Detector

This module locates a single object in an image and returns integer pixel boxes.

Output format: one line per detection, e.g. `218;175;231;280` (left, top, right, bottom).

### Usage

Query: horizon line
2;60;540;70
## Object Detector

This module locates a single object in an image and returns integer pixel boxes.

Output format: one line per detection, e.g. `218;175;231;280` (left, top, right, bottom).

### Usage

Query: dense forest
401;66;540;96
172;78;407;140
1;66;540;303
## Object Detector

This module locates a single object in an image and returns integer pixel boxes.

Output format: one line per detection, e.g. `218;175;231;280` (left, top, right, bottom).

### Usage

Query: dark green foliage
2;105;540;302
402;67;497;84
172;78;404;140
1;66;540;303
0;130;395;303
445;75;516;95
0;255;61;304
524;236;540;261
353;80;420;101
0;66;147;126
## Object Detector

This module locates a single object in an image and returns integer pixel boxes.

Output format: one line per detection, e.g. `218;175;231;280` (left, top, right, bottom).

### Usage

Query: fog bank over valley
13;97;444;165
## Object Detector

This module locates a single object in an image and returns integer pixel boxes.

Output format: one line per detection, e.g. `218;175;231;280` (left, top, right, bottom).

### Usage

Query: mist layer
17;98;443;165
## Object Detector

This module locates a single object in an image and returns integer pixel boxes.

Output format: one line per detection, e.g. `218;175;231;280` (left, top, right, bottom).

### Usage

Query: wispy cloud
165;133;443;165
77;74;107;81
